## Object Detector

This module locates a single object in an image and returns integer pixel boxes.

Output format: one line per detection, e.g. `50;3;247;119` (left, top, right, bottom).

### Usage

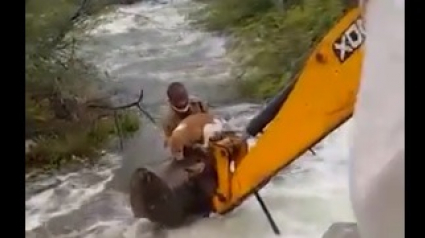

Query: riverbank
25;0;142;172
190;0;354;99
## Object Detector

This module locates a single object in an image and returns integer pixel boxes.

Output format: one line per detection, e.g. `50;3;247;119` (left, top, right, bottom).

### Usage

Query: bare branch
88;88;157;125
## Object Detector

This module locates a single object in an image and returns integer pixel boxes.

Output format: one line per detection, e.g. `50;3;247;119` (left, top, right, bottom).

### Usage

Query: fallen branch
88;88;156;150
88;88;156;124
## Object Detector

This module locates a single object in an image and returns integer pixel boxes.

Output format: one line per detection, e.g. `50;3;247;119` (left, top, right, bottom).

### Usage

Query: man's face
169;86;189;112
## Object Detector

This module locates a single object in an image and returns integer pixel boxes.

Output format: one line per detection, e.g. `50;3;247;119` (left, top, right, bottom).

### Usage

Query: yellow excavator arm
211;8;365;214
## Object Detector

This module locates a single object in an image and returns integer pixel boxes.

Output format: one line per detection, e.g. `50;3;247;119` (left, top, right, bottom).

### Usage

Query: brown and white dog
167;113;225;161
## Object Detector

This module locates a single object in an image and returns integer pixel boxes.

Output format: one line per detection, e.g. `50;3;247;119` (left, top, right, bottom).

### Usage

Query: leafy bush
25;0;140;170
26;113;139;170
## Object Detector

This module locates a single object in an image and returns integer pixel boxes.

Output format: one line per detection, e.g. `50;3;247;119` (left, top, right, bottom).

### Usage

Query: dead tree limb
88;88;156;124
88;88;157;150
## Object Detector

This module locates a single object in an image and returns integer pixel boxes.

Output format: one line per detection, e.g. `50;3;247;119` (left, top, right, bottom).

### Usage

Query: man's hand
185;162;206;177
192;144;209;154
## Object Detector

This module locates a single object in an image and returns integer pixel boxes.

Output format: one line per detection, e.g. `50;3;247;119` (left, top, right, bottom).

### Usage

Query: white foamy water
25;1;354;237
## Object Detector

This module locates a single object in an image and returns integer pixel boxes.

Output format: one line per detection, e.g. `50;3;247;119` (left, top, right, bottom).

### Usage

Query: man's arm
160;109;174;147
162;114;174;136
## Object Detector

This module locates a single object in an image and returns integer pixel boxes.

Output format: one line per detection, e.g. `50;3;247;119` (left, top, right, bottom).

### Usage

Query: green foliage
192;0;274;32
25;0;140;170
192;0;349;99
117;112;141;136
26;111;140;170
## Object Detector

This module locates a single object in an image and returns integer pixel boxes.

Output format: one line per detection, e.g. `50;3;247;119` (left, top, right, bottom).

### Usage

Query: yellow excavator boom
212;8;365;214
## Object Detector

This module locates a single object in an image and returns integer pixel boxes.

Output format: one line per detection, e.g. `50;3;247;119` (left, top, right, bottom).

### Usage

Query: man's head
167;82;190;114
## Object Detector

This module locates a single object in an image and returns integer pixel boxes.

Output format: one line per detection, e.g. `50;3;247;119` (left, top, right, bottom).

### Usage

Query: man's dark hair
167;82;186;99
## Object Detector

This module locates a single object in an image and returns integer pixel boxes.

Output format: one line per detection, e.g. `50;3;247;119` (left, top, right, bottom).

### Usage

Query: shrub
25;0;140;170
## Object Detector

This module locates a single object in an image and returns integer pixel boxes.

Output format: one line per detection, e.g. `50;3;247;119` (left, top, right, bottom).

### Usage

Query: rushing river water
25;1;355;237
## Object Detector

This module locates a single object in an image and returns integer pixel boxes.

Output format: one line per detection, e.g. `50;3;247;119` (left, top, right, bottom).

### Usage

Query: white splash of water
25;154;121;231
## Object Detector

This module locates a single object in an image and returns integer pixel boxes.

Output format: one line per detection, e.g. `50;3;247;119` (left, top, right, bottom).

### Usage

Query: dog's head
168;136;185;160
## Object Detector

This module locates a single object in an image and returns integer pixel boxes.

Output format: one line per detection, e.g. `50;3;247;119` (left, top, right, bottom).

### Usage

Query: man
161;81;209;146
161;82;213;217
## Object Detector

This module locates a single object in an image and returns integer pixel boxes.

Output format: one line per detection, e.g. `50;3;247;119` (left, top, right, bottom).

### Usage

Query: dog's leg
202;124;214;148
203;124;222;146
202;121;224;152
